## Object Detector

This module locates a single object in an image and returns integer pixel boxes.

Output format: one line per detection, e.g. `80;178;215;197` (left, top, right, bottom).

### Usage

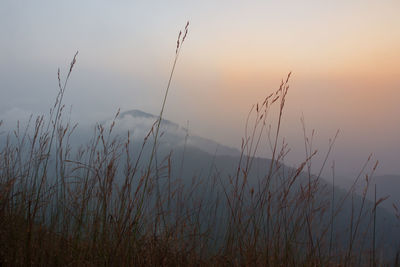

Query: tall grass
0;24;398;266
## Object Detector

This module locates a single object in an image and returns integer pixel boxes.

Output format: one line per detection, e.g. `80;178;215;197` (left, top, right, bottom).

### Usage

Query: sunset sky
1;0;399;176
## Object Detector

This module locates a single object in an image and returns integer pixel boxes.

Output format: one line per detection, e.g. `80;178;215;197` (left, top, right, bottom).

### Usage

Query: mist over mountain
102;109;241;157
107;109;400;253
98;109;400;216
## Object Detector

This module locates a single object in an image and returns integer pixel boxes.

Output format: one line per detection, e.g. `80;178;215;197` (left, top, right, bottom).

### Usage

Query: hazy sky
1;0;399;176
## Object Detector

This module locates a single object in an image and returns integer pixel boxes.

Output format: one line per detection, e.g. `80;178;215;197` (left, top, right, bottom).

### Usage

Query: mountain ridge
112;109;241;157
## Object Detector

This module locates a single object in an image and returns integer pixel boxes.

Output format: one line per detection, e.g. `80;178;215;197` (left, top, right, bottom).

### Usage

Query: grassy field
0;25;399;266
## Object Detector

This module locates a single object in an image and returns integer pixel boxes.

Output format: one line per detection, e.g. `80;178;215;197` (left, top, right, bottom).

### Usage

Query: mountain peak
119;109;179;129
117;109;240;157
120;109;156;120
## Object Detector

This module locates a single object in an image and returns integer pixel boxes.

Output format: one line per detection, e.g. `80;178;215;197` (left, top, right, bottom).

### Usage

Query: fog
1;0;399;177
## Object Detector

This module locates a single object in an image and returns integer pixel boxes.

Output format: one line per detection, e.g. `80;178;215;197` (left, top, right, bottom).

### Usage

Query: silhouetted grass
0;23;398;266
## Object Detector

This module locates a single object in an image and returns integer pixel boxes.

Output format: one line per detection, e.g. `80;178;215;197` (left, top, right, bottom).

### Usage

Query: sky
0;0;399;176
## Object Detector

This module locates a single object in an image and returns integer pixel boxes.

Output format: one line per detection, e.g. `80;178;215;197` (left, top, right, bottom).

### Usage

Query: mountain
107;109;241;157
114;110;400;247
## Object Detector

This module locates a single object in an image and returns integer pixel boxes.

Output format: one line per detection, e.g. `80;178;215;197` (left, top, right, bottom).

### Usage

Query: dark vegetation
1;23;399;266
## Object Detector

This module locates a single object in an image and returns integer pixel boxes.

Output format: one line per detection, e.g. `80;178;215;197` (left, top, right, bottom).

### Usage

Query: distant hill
110;109;400;231
106;109;241;157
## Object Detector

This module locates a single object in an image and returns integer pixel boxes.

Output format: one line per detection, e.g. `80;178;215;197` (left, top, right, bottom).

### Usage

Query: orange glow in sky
1;0;399;175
